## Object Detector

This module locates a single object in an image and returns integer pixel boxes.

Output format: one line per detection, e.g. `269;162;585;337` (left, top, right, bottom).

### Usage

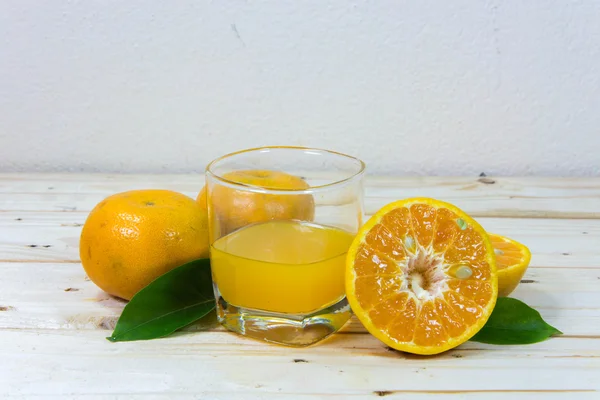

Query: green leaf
456;218;467;230
107;258;215;342
470;297;562;345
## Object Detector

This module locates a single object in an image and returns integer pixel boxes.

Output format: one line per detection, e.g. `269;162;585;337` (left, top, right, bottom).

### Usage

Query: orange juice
210;220;355;314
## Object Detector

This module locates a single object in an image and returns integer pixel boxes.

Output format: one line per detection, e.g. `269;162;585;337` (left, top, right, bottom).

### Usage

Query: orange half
346;198;498;355
489;233;531;297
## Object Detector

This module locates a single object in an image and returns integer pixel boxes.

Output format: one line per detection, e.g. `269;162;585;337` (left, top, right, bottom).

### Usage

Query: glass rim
205;145;366;195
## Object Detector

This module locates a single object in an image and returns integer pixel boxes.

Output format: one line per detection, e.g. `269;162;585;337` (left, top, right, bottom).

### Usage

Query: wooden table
1;174;599;399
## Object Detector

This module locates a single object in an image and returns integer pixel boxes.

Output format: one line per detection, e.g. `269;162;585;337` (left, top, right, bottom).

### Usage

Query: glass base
216;295;352;347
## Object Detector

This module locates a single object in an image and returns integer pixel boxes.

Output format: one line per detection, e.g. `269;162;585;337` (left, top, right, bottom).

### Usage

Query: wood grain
1;262;598;335
1;213;598;267
1;174;599;218
0;173;599;398
2;330;599;398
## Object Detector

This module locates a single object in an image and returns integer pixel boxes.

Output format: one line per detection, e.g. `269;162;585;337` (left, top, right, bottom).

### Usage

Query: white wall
1;1;599;176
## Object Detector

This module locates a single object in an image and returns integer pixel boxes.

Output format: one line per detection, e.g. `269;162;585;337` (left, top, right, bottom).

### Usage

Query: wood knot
477;177;496;184
374;391;393;397
96;317;118;330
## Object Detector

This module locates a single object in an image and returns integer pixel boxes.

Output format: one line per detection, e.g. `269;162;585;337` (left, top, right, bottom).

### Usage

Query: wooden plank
0;173;208;192
0;213;598;267
1;174;599;218
1;394;598;400
0;262;597;336
0;329;598;398
1;174;598;194
0;216;597;334
365;176;600;219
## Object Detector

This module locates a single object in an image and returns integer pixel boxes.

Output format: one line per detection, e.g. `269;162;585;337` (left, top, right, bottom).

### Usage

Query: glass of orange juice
205;146;365;346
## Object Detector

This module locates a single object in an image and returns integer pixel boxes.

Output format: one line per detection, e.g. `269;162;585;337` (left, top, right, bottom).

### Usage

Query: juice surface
211;220;355;314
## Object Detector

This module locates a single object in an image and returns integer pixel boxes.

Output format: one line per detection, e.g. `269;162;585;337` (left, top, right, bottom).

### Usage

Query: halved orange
489;233;531;297
346;198;498;355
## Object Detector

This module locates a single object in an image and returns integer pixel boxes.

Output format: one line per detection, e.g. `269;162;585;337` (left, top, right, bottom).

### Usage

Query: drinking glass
205;146;365;346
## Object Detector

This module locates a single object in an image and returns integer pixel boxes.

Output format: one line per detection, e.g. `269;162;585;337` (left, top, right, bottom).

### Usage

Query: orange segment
413;301;446;347
364;224;407;261
387;298;418;342
354;275;403;310
489;233;532;297
368;293;409;327
444;291;483;325
444;226;488;264
346;198;498;355
464;261;492;280
434;298;467;338
354;245;402;277
432;208;460;253
409;204;437;248
447;279;494;307
380;207;412;239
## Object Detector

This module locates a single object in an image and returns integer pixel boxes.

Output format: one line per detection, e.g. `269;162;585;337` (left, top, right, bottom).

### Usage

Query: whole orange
197;169;315;235
80;189;210;300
